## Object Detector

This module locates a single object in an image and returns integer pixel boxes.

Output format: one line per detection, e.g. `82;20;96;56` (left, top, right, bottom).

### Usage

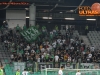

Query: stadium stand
0;1;100;75
0;25;100;75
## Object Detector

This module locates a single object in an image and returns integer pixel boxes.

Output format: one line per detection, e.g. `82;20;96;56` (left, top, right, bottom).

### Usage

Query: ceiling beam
36;5;78;7
0;0;64;3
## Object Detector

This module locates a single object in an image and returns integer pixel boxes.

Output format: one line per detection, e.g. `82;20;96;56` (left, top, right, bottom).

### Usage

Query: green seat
35;73;39;75
72;72;76;75
6;64;10;68
5;70;9;73
55;72;58;75
5;59;8;63
28;73;31;75
68;72;72;75
6;72;12;75
50;72;55;75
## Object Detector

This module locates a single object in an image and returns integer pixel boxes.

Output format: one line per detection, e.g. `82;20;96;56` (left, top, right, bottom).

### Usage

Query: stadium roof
0;0;100;11
0;0;100;25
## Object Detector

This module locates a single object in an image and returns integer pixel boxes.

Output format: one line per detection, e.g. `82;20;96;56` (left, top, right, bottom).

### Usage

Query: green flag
21;26;40;42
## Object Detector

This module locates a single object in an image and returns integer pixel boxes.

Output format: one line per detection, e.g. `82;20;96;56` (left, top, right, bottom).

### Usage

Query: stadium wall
25;62;100;72
6;10;26;28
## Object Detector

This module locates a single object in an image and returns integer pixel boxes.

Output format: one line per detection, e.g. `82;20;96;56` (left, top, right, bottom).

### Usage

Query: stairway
0;42;11;66
80;35;91;47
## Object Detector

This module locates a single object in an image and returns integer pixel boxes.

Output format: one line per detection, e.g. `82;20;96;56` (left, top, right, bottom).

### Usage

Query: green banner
21;26;40;42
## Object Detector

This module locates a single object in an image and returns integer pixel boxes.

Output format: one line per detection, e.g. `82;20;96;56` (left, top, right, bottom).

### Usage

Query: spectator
31;48;35;54
67;56;71;62
23;24;27;30
26;44;30;51
11;53;14;61
2;25;99;64
85;25;88;35
64;54;68;62
25;51;30;56
3;20;8;29
87;45;90;51
90;46;95;52
16;24;20;32
55;54;59;62
88;52;92;59
37;56;40;63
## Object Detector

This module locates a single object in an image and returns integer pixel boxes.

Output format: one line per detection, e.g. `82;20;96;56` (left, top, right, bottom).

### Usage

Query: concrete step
81;35;91;47
0;43;11;64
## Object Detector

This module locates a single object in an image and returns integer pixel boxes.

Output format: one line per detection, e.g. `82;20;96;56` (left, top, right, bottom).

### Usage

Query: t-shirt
46;54;49;59
62;39;65;43
64;55;68;60
31;50;35;53
90;46;95;51
57;39;61;44
55;55;59;61
11;54;14;59
37;58;40;62
22;71;28;75
0;69;3;75
88;54;92;58
58;70;63;75
16;26;20;30
23;26;27;30
41;48;45;52
52;42;56;48
76;72;81;75
16;71;20;75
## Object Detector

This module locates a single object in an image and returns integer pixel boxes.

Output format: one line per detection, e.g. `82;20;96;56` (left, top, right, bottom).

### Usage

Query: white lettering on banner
24;33;35;41
61;63;73;69
21;32;25;37
65;65;73;69
31;28;38;33
24;37;29;41
26;30;30;35
21;26;40;41
27;36;31;40
31;34;35;40
81;63;94;69
24;31;27;36
41;65;47;70
21;33;31;41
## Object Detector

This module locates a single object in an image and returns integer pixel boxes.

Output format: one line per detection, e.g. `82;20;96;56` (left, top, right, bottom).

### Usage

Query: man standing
16;69;20;75
76;70;81;75
22;69;29;75
58;66;64;75
55;54;59;62
85;25;88;35
0;66;3;75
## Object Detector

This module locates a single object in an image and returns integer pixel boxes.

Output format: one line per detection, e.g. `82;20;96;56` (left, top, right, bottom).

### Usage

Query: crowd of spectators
0;25;100;63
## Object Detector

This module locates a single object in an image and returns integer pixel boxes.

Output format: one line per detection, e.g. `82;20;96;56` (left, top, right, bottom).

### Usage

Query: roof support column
29;4;36;26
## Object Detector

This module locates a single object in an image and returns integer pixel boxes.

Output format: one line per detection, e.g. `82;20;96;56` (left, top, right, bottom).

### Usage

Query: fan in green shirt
55;25;58;31
16;24;20;31
36;24;39;29
23;24;27;30
16;69;20;75
45;54;49;60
